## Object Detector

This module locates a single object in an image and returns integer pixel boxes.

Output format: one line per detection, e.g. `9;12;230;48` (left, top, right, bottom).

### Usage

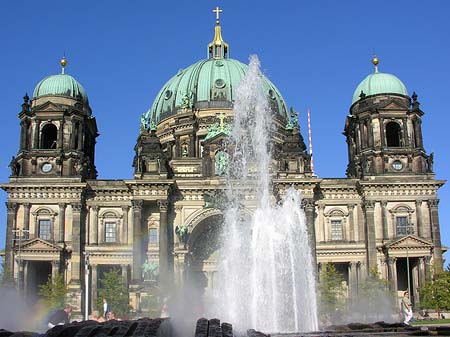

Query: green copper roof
33;74;88;103
352;71;408;104
148;58;289;123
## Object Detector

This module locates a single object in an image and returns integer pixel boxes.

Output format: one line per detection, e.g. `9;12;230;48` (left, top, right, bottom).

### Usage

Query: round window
215;79;226;89
164;90;172;100
392;160;403;171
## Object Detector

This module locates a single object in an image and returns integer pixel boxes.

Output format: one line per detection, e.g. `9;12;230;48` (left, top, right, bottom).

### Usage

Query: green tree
97;269;130;318
419;266;450;316
318;263;347;323
38;273;68;310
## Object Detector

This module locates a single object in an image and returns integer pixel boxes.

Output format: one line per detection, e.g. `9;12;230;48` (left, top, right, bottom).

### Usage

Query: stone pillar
387;257;398;293
349;261;358;299
363;200;377;272
381;201;388;240
33;120;41;149
23;261;29;297
70;202;82;283
23;203;31;232
303;199;317;272
418;257;426;289
121;264;129;288
58;203;66;243
77;123;83;151
318;204;325;242
131;200;143;283
121;206;129;244
415;200;423;238
91;264;98;311
158;200;170;285
428;199;443;270
90;206;99;245
52;260;60;280
58;119;64;149
189;134;195;157
5;202;18;275
348;204;355;241
20;120;26;150
367;119;374;148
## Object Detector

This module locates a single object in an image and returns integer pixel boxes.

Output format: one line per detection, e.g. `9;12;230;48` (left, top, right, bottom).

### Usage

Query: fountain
210;55;319;333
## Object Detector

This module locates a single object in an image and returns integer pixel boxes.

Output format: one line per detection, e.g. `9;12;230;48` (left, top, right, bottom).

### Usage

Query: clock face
42;162;53;173
392;160;403;171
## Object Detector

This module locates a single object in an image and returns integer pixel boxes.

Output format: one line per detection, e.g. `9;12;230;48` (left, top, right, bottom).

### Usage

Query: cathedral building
1;11;445;317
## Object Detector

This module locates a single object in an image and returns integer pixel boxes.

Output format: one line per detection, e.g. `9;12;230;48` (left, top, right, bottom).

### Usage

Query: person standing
47;304;71;329
401;291;413;325
102;298;110;319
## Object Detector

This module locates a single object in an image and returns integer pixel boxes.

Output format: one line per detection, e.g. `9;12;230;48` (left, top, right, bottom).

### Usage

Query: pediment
19;238;62;252
203;132;230;144
378;98;410;111
385;235;433;250
33;101;64;112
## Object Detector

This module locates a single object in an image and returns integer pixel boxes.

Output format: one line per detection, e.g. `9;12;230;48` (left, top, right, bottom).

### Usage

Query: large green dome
33;73;88;103
352;61;408;104
149;57;288;123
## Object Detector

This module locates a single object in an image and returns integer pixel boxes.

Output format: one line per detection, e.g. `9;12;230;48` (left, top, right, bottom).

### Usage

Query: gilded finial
372;54;379;73
208;7;229;59
60;56;68;74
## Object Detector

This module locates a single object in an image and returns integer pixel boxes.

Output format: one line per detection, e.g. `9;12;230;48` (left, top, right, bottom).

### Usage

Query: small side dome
32;57;88;103
33;74;88;103
352;56;408;104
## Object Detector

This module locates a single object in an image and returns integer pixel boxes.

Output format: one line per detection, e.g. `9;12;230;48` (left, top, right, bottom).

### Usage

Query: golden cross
213;6;223;22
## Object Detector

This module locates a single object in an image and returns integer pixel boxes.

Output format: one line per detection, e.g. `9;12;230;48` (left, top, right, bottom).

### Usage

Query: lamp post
83;251;90;320
12;228;29;293
405;224;414;304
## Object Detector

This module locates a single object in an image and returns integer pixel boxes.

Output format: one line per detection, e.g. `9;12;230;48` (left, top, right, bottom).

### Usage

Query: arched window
99;211;121;244
390;205;414;237
386;122;402;147
41;123;57;149
32;207;57;241
325;208;348;241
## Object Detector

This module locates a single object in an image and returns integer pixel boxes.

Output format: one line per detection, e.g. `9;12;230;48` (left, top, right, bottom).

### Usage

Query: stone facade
1;32;445;319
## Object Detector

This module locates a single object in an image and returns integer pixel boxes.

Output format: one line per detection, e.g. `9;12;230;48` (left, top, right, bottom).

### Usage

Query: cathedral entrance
25;261;52;302
186;213;223;307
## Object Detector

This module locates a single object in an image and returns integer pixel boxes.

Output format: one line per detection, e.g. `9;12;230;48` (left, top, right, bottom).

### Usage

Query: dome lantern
208;6;229;59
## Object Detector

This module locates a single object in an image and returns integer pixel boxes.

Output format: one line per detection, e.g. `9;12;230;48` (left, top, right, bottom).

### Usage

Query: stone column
363;200;377;272
58;203;66;243
131;200;143;283
23;261;29;297
367;119;374;148
348;204;355;241
121;206;129;244
415;200;424;238
19;120;26;150
189;134;195;157
90;206;99;245
349;261;358;299
418;257;426;289
5;202;18;275
303;199;317;272
22;203;31;232
33;120;41;149
158;200;170;285
121;264;129;288
77;123;83;151
57;119;64;149
52;260;60;280
387;257;398;292
381;201;388;240
318;204;325;242
428;199;443;270
91;264;98;311
70;202;82;283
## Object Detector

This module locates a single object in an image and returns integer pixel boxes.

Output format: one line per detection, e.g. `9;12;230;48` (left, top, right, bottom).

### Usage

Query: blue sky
0;1;448;266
